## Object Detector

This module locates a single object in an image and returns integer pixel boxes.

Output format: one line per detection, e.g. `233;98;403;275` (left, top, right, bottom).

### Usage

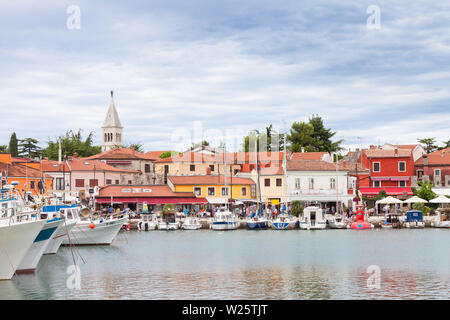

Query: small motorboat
246;211;268;230
182;215;202;230
431;210;450;228
326;214;348;229
348;209;374;230
380;213;402;229
299;206;327;230
211;208;239;231
270;213;297;230
137;212;158;231
159;212;179;230
403;210;425;228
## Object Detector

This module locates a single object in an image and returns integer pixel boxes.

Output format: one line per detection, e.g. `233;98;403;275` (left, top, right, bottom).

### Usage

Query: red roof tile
86;148;155;161
0;162;52;179
168;175;255;185
287;159;348;171
416;148;450;166
98;185;195;198
68;159;140;173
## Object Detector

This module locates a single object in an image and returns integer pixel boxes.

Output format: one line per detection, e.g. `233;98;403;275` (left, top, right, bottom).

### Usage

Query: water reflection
0;230;449;299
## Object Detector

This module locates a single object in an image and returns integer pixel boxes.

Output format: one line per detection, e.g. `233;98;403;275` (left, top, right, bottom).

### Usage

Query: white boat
299;206;327;230
402;210;425;229
270;213;297;230
211;209;239;230
63;212;128;245
159;212;179;230
380;213;402;229
43;205;79;254
326;214;348;229
137;213;158;231
431;211;450;228
17;217;64;273
182;216;202;230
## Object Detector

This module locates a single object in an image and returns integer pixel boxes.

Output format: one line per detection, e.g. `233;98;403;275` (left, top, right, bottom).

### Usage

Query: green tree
190;140;209;150
113;143;144;153
0;145;7;153
159;151;180;159
42;130;101;160
8;132;19;157
412;180;437;202
287;122;315;152
18;138;41;158
308;115;344;153
440;139;450;150
162;203;175;213
242;126;285;152
418;137;438;154
291;201;303;217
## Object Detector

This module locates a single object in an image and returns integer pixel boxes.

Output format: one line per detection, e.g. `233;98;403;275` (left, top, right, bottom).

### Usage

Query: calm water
1;229;449;300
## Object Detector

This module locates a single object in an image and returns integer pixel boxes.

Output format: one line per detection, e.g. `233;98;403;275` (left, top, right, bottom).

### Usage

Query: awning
360;187;413;196
95;197;208;204
206;197;229;204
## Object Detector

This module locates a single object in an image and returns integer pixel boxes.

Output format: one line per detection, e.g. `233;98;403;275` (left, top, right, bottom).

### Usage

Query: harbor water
1;229;449;299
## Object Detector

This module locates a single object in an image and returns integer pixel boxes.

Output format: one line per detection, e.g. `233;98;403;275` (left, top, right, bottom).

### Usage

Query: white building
102;91;123;152
286;160;355;211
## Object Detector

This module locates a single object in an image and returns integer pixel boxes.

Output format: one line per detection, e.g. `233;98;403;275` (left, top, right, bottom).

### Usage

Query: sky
0;1;449;153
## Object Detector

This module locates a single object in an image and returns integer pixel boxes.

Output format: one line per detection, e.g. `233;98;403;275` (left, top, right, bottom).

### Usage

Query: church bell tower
101;91;123;152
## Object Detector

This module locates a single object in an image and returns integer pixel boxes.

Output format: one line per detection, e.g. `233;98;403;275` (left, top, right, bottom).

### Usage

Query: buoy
89;223;95;229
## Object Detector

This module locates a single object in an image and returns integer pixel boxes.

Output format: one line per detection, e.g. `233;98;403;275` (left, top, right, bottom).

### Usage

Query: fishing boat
270;212;297;230
138;212;158;231
380;213;402;228
158;211;179;230
348;208;374;230
402;210;425;228
182;216;202;230
431;210;450;228
42;204;79;254
0;189;46;280
17;216;64;273
326;214;348;229
62;208;128;245
211;208;239;230
299;206;327;230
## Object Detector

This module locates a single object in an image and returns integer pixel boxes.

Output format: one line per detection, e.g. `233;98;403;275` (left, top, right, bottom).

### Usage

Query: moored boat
270;213;296;230
137;213;158;231
43;205;79;254
182;215;202;230
326;214;348;229
431;210;450;228
211;209;239;230
380;213;402;229
299;206;327;230
403;210;425;228
348;208;374;230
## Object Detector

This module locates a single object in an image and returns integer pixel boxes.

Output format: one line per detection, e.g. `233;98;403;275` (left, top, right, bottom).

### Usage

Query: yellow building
167;175;256;205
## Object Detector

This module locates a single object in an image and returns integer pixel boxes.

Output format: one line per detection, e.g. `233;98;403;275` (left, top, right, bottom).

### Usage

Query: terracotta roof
290;152;328;160
364;149;411;158
287;159;348;171
67;158;140;173
0;162;52;179
98;185;195;198
416;148;450;166
168;175;255;185
155;152;284;164
145;151;173;160
258;167;285;175
86;148;155;161
41;159;70;172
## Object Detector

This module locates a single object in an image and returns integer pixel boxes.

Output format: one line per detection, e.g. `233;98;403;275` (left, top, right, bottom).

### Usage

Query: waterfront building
167;175;257;207
95;185;207;212
41;158;71;200
286;159;354;211
0;154;53;195
415;147;450;193
86;147;157;185
102;91;123;152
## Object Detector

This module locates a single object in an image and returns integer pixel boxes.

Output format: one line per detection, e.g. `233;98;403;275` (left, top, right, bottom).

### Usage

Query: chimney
301;147;305;153
423;155;428;166
73;152;78;158
206;167;211;175
394;148;398;157
67;156;73;161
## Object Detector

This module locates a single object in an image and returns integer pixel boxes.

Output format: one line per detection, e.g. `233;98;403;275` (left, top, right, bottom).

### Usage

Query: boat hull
211;221;239;230
403;221;425;228
299;221;327;230
246;220;268;229
271;220;296;230
17;218;63;273
44;218;78;254
349;222;374;230
182;223;202;230
137;221;158;231
62;216;128;245
0;220;46;280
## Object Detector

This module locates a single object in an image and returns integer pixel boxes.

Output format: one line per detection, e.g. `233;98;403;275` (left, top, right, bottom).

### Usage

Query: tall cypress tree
8;132;19;157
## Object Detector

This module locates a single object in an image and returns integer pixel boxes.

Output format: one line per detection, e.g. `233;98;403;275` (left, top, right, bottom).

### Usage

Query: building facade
102;91;123;152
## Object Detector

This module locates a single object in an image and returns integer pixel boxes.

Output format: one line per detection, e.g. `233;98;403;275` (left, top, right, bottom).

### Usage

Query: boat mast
255;140;263;217
283;133;288;213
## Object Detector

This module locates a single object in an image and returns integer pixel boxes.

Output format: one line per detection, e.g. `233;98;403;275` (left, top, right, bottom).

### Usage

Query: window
209;165;214;172
115;180;119;184
190;165;195;172
75;179;84;188
417;170;424;178
241;187;247;196
128;180;132;185
89;179;98;187
207;187;215;196
373;162;381;172
398;161;406;172
309;178;314;190
193;187;201;196
435;169;441;176
251;185;256;197
106;179;112;185
295;178;301;189
221;187;229;196
399;181;406;187
264;178;270;187
374;181;381;188
145;164;151;173
55;178;64;190
30;181;35;189
164;165;169;173
330;178;336;190
234;169;239;175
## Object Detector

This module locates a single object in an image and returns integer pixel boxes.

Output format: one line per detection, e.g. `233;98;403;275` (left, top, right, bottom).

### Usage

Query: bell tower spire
101;90;123;152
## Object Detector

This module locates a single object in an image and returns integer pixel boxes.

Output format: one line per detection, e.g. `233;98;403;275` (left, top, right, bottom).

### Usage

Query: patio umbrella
429;195;450;204
403;196;428;204
376;196;404;204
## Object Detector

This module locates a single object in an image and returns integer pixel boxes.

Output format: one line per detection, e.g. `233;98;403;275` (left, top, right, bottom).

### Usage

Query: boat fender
89;223;95;229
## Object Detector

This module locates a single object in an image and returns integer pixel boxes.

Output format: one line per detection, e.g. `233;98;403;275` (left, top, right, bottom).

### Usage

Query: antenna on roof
111;90;113;98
